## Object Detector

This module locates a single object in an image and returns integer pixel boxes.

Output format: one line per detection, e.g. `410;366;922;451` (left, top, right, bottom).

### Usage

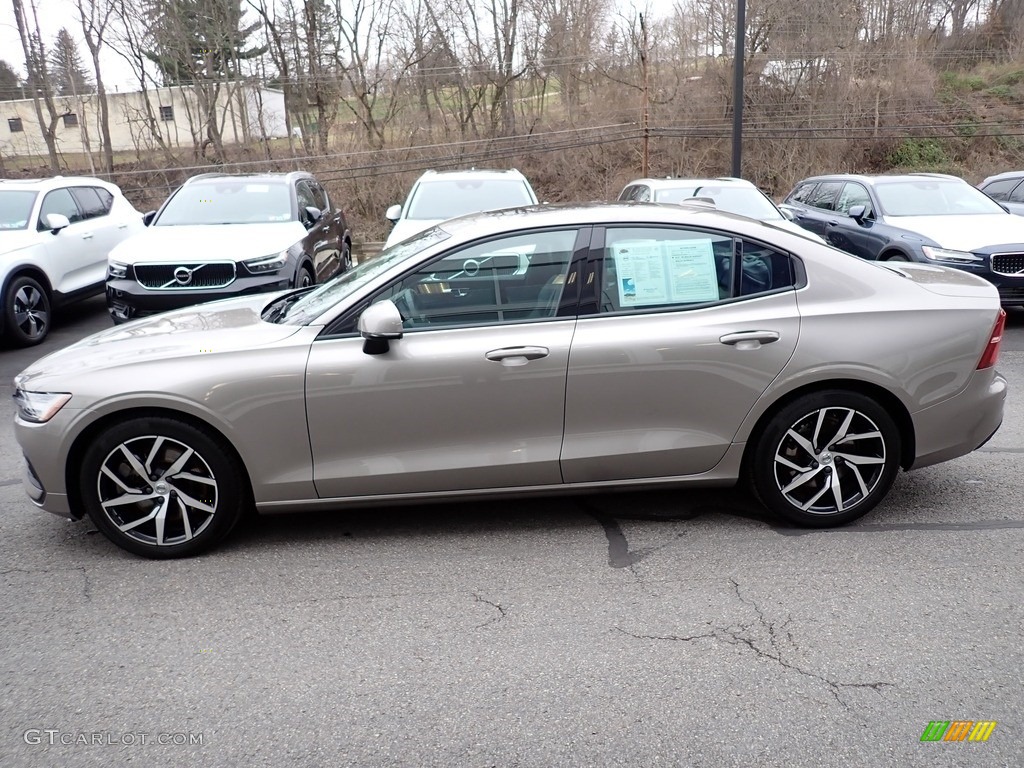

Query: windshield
875;180;1006;216
0;190;38;230
155;180;293;225
655;185;783;220
405;179;535;220
279;227;452;325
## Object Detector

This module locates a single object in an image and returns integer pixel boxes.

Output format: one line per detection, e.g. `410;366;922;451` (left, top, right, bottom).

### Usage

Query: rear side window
787;182;818;204
70;187;109;220
38;188;82;228
596;227;795;314
805;181;843;211
981;178;1020;201
1008;182;1024;204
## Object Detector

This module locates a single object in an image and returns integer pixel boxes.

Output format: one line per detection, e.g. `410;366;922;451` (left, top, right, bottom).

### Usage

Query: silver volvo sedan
12;203;1007;558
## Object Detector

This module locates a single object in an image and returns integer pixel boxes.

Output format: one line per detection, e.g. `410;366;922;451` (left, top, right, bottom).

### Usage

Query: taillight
977;309;1006;370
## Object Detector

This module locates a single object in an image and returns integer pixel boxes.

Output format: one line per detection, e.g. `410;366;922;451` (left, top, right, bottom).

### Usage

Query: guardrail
353;241;384;266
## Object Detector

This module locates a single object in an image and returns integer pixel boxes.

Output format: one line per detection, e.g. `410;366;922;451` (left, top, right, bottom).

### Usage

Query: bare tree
77;0;117;172
12;0;61;170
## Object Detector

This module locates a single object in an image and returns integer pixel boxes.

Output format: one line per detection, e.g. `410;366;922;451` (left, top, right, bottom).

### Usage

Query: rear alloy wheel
79;418;247;558
749;391;901;527
3;275;51;346
296;264;315;289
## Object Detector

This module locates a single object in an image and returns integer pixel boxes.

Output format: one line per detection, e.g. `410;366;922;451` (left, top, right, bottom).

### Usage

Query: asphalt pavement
1;300;1022;767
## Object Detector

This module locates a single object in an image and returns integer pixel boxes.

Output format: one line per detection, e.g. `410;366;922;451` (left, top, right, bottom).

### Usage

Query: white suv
1;177;143;346
384;169;539;248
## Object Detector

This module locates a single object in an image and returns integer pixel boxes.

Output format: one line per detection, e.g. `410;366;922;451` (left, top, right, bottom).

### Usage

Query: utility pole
640;12;649;178
731;0;746;177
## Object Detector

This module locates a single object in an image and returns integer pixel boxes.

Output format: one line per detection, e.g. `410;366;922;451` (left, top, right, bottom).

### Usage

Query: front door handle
81;232;94;240
485;346;550;366
719;330;780;347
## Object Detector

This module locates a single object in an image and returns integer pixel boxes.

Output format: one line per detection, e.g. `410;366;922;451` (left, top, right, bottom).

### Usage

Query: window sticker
664;239;719;303
613;241;668;306
612;238;719;307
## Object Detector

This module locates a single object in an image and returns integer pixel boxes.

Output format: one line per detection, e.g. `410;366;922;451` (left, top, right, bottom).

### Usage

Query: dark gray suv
106;172;352;323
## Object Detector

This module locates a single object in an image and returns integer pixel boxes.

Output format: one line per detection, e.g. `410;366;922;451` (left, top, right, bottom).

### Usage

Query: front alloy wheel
80;418;247;557
3;276;51;346
749;391;901;527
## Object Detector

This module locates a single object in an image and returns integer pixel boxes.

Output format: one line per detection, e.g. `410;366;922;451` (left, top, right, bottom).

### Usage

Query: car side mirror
44;213;70;233
359;299;404;355
385;204;401;223
142;210;157;226
778;205;796;221
848;204;867;223
303;206;322;228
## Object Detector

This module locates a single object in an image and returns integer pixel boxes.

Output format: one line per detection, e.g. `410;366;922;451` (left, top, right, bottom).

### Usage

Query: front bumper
15;411;79;519
910;368;1007;470
107;273;294;321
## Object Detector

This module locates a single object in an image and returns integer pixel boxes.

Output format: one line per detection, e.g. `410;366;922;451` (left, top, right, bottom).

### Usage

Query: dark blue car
781;173;1024;306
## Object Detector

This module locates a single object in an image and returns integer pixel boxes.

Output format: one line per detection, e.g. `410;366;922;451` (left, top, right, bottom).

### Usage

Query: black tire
883;253;909;262
79;417;248;558
747;390;901;527
341;240;353;272
295;263;315;289
3;275;51;347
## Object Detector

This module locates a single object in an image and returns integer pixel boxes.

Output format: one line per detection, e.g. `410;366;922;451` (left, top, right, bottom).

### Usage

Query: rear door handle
117;223;129;229
485;346;549;366
719;331;780;347
82;233;94;240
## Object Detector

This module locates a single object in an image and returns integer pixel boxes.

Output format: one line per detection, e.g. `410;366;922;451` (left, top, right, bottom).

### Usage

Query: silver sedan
12;203;1007;558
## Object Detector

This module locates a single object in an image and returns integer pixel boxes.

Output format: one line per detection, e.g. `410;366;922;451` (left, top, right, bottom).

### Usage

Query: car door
69;186;121;287
561;225;800;483
304;227;588;498
36;187;102;295
296;179;339;281
827;182;888;260
1006;180;1024;216
794;181;844;241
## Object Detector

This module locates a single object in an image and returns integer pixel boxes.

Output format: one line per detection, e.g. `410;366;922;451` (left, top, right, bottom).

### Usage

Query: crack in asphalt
472;593;507;629
618;578;894;709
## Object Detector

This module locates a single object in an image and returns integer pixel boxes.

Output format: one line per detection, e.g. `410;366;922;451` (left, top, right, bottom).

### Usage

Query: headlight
921;246;981;263
13;390;72;423
244;250;289;273
108;260;129;279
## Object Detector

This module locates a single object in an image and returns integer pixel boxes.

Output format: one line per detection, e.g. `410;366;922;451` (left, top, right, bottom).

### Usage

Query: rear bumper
910;369;1007;470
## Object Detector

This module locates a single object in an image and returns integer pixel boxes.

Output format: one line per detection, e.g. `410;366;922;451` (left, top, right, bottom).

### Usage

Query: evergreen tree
145;0;266;85
50;28;93;96
0;59;22;101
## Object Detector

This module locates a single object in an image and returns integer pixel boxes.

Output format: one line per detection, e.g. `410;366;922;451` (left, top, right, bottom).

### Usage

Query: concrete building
1;83;288;158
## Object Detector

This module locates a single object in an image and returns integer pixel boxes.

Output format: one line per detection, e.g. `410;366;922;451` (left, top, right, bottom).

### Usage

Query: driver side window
376;229;579;330
835;183;873;217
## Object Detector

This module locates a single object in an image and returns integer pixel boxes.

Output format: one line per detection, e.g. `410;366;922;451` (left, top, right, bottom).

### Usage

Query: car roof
413;168;530;182
796;172;968;187
183;172;311;186
980;171;1024;185
0;175;120;192
434;201;794;242
625;177;755;190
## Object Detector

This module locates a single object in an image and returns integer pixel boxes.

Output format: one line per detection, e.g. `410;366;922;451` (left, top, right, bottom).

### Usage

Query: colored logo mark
920;720;997;742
